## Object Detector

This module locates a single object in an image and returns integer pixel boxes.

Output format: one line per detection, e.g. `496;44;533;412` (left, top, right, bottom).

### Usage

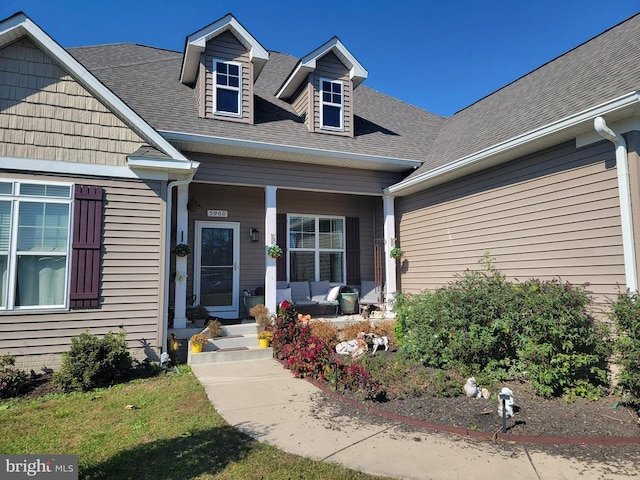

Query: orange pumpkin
297;313;311;323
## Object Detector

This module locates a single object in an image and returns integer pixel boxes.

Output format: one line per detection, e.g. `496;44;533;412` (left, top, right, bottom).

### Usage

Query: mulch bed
307;348;640;467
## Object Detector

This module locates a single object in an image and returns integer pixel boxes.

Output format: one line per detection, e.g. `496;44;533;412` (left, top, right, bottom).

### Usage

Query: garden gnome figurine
497;387;514;418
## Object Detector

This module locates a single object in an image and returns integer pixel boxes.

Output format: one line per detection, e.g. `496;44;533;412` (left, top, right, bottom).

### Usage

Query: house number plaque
207;210;228;217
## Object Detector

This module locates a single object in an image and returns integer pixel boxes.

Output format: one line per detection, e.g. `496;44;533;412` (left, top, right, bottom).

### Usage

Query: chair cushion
326;285;341;301
276;288;291;304
310;280;331;302
290;281;312;302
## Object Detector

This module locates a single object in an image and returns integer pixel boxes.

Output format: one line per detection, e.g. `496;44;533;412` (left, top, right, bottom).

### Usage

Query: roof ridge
69;42;181;54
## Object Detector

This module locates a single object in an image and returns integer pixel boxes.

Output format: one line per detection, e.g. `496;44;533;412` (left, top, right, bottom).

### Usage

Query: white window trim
0;179;73;311
287;214;346;283
319;78;344;131
213;58;242;117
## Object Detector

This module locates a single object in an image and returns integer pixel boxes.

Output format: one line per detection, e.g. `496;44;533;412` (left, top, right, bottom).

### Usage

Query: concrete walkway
192;359;636;480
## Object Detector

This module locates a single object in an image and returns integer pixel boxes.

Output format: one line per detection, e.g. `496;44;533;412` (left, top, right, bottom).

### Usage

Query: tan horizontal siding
0;38;144;165
185;185;382;314
0;175;165;368
191;152;404;195
291;80;310;128
396;140;624;307
204;31;252;123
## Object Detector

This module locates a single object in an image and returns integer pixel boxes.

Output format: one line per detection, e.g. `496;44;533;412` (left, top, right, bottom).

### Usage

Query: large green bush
394;258;516;372
393;257;612;399
53;329;133;392
512;279;611;399
608;290;640;404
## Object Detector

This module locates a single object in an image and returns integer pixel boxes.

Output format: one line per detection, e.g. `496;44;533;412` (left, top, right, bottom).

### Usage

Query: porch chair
359;280;383;317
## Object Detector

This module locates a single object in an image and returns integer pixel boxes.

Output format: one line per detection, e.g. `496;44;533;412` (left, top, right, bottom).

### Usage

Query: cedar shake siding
0;38;145;165
186;184;382;316
202;30;253;123
0;172;165;371
191;152;405;196
312;52;352;137
395;140;625;311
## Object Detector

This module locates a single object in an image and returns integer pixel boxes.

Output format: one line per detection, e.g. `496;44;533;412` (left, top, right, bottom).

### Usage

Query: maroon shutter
69;185;103;309
276;213;287;281
346;216;360;286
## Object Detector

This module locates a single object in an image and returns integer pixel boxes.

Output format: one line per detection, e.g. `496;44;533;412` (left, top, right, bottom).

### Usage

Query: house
1;10;639;369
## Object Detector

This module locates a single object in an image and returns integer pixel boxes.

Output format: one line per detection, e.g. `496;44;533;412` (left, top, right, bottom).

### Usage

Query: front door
194;221;240;319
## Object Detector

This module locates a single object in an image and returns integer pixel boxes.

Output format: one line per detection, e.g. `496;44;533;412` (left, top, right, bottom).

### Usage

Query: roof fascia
160;130;421;170
127;157;200;174
0;12;189;163
179;13;269;84
387;91;640;196
276;37;368;100
0;156;168;181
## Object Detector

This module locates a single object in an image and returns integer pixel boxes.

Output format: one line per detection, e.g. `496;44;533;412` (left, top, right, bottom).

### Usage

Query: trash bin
339;293;358;314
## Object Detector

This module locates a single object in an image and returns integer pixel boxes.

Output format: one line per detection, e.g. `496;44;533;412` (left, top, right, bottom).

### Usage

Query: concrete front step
211;333;258;350
188;344;273;364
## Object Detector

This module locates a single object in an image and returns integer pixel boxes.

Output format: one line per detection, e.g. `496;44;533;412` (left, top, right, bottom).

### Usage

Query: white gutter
594;117;637;293
388;91;640;195
161;169;196;352
160;130;422;170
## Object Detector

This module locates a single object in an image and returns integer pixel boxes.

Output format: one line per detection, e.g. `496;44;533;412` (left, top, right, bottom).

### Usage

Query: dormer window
214;60;242;116
320;79;343;130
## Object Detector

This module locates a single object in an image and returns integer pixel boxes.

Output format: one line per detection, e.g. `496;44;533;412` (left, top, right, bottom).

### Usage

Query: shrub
394;255;612;399
310;320;340;347
360;353;426;398
205;319;223;338
608;290;640;404
340;321;374;341
394;256;515;372
512;278;611;399
0;354;27;399
284;335;331;379
53;329;133;392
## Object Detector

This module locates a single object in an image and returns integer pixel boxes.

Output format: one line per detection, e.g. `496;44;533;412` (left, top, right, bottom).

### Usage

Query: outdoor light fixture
250;228;259;242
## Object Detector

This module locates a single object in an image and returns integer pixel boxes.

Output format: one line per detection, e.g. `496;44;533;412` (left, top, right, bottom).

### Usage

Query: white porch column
173;183;189;329
383;194;397;315
265;186;278;316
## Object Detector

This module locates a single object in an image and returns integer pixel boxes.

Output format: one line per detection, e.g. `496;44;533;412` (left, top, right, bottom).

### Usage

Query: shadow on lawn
81;425;256;480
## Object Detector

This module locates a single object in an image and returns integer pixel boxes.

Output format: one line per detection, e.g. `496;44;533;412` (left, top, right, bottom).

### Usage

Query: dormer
180;14;268;124
276;37;367;137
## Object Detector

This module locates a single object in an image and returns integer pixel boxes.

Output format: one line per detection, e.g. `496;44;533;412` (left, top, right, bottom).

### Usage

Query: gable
312;51;353;136
0;37;145;166
198;30;253;123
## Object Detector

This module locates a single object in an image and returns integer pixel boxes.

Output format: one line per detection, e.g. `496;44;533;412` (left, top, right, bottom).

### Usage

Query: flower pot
259;338;270;348
191;343;203;353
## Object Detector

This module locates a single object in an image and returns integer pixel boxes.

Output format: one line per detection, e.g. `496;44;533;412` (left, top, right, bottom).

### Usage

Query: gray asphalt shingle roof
69;12;640;178
415;12;640;176
69;43;444;164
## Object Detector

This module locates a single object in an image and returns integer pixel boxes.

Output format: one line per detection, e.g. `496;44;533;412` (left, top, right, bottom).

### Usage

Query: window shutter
346;216;360;286
276;213;287;281
70;185;103;309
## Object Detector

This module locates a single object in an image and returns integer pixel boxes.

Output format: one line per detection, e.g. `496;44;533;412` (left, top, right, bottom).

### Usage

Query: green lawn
0;367;389;480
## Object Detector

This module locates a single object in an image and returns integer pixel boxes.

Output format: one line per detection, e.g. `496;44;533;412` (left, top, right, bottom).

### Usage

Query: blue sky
2;0;639;116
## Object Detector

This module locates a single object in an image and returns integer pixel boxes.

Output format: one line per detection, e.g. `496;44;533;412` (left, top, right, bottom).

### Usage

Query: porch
171;312;382;366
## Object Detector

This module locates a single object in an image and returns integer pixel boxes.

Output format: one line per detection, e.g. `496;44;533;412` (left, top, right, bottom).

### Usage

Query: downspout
162;170;195;352
594;117;637;292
